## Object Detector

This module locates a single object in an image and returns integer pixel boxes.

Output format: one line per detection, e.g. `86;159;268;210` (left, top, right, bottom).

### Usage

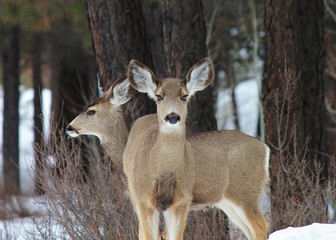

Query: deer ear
185;57;214;96
110;77;132;106
128;60;157;99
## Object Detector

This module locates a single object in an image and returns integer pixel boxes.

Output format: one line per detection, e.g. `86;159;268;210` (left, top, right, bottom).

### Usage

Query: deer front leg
137;204;160;240
163;202;189;240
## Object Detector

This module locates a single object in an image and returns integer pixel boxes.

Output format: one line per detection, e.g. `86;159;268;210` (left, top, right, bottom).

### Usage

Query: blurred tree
32;31;44;194
0;0;23;195
1;22;20;195
263;0;328;231
202;0;265;136
47;1;97;178
19;0;50;195
324;0;336;186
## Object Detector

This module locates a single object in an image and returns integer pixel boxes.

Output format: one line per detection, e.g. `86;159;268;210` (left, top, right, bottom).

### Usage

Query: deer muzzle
164;113;181;124
66;125;80;137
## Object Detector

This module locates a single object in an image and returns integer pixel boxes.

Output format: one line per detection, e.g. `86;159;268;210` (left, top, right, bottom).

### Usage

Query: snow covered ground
269;223;336;240
0;84;335;239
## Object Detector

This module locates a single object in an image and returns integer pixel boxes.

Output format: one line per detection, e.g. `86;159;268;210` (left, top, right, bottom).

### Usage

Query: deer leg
215;198;253;239
163;203;189;240
216;197;268;240
137;204;160;240
243;206;268;240
161;229;167;239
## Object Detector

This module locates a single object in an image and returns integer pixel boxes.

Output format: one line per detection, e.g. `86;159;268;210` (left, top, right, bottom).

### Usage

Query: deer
123;58;216;240
66;60;269;240
66;77;132;173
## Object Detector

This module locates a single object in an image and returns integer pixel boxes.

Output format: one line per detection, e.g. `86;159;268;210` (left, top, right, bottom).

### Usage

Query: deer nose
164;113;181;124
66;125;78;135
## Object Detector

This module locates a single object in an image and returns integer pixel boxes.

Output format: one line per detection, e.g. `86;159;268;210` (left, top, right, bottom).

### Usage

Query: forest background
0;0;336;239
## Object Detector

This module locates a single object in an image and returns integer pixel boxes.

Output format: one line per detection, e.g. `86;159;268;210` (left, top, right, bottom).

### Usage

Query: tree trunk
2;25;20;195
86;0;155;123
32;32;45;195
49;19;97;178
50;23;96;127
263;0;327;230
142;0;217;133
324;8;336;193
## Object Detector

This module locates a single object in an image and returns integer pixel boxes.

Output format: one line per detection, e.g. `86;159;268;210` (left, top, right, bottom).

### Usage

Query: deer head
66;77;132;142
128;57;214;134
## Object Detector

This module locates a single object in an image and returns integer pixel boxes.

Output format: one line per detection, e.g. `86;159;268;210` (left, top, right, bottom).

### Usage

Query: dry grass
33;124;138;239
267;65;335;231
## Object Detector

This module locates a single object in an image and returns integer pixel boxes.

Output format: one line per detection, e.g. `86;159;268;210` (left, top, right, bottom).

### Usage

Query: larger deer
67;60;269;240
123;58;215;240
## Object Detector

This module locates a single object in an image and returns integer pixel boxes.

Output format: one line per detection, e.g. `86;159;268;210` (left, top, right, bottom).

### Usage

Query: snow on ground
0;86;335;239
0;215;68;240
269;223;336;240
216;78;260;136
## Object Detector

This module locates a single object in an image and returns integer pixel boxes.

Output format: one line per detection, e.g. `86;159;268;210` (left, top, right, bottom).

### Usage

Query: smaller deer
123;58;214;240
66;77;132;172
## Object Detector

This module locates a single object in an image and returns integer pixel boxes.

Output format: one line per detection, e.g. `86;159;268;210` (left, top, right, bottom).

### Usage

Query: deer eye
155;95;164;101
181;95;188;101
87;110;96;116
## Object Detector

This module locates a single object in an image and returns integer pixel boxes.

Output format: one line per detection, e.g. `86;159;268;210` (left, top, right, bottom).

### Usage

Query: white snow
269;223;336;240
216;78;260;136
0;87;52;195
0;86;334;239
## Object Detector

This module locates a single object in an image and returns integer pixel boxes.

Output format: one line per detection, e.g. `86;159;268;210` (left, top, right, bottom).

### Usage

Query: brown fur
68;61;269;240
124;58;216;240
153;172;177;211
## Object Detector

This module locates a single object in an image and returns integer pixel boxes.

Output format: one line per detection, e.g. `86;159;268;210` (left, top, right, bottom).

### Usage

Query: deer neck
100;111;129;169
152;130;188;174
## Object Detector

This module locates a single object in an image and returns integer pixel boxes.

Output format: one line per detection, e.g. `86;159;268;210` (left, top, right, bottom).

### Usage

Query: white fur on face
187;62;210;96
161;121;181;134
110;79;131;106
66;130;79;137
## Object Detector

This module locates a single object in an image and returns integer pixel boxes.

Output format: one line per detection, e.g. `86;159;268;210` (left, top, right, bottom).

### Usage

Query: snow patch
216;78;260;136
268;223;336;240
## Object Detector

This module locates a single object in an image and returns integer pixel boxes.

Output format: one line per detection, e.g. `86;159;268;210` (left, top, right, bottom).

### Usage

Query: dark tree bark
86;0;153;86
32;32;45;195
142;0;217;133
49;19;97;178
324;8;336;190
263;0;327;230
86;0;155;123
2;25;20;195
51;22;96;128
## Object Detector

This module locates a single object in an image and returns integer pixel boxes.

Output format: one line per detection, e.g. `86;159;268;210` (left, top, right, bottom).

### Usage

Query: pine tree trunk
32;32;45;195
49;20;97;178
324;17;336;190
142;0;217;133
2;25;20;195
263;0;327;230
86;0;156;122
